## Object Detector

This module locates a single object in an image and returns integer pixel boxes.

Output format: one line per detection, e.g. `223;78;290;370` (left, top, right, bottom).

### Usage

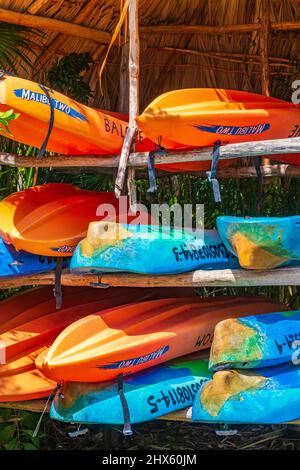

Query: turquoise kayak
217;215;300;269
192;362;300;424
70;222;239;275
50;353;212;425
209;310;300;370
0;237;68;278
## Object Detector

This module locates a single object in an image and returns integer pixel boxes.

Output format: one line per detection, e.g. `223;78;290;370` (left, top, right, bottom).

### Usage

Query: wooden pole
1;137;300;168
260;0;270;96
0;8;111;44
2;266;300;288
140;21;300;35
115;0;139;198
117;40;129;114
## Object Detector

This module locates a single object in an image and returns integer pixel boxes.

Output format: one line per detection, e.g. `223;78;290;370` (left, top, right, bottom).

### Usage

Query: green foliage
0;22;43;73
47;53;93;103
0;410;44;450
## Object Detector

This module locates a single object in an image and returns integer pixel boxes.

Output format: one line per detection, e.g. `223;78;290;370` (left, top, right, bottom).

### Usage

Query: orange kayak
0;74;154;155
39;296;286;383
0;369;55;402
137;89;300;168
0;347;47;377
0;286;108;334
0;286;197;364
0;183;149;256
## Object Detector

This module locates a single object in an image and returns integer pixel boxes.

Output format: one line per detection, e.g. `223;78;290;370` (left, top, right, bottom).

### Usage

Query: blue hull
209;310;300;370
193;362;300;424
51;354;212;424
0;237;68;277
217;215;300;269
71;226;240;275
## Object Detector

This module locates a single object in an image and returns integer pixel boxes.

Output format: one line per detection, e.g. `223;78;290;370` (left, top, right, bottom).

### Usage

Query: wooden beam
0;8;111;44
140;23;261;35
1;400;300;426
1;137;300;169
140;21;300;35
260;0;270;96
115;0;140;198
150;46;292;68
1;266;300;289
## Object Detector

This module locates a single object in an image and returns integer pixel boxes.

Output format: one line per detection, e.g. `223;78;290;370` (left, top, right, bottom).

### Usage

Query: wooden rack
1;266;300;289
1;0;300;430
1;400;299;427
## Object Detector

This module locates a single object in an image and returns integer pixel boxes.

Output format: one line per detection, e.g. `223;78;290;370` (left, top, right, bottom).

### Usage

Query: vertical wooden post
117;40;129;115
260;0;270;169
115;0;139;199
260;0;270;96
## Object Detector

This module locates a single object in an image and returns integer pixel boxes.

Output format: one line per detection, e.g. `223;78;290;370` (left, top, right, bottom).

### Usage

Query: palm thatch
2;0;300;111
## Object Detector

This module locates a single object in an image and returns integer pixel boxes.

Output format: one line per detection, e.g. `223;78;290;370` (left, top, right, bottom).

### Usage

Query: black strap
207;140;222;203
147;151;158;193
37;84;55;159
117;374;133;436
54;257;63;310
0;69;15;79
252;156;263;215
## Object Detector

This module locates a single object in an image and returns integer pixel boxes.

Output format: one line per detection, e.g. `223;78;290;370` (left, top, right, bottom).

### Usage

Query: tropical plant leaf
0;22;44;73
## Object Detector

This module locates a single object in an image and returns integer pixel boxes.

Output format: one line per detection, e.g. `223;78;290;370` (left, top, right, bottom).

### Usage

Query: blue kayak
217;215;300;269
50;353;212;425
70;222;240;275
192;362;300;424
209;310;300;371
0;237;68;278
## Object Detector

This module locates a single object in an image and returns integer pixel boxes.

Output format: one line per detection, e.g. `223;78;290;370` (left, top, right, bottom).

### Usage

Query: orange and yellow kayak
0;74;153;155
39;296;286;383
0;369;55;402
0;183;148;256
137;89;300;167
0;347;47;378
0;286;197;364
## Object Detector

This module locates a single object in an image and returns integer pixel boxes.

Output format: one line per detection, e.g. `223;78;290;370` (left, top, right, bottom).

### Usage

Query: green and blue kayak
70;222;239;275
192;362;300;424
217;215;300;269
209;310;300;370
50;353;212;425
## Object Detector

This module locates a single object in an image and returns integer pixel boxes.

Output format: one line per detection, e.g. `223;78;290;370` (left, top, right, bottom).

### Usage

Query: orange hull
137;88;300;167
0;347;47;377
0;75;153;155
0;369;55;402
40;296;286;383
0;183;149;256
0;286;197;364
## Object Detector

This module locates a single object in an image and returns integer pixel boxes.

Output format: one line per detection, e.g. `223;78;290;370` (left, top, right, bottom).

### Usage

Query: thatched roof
2;0;300;111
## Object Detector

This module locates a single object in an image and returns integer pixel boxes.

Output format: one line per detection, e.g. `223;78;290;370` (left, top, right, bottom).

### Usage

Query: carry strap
54;257;63;310
147;151;158;193
117;374;133;436
37;84;55;159
207;140;222;203
252;156;263;215
0;69;15;79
